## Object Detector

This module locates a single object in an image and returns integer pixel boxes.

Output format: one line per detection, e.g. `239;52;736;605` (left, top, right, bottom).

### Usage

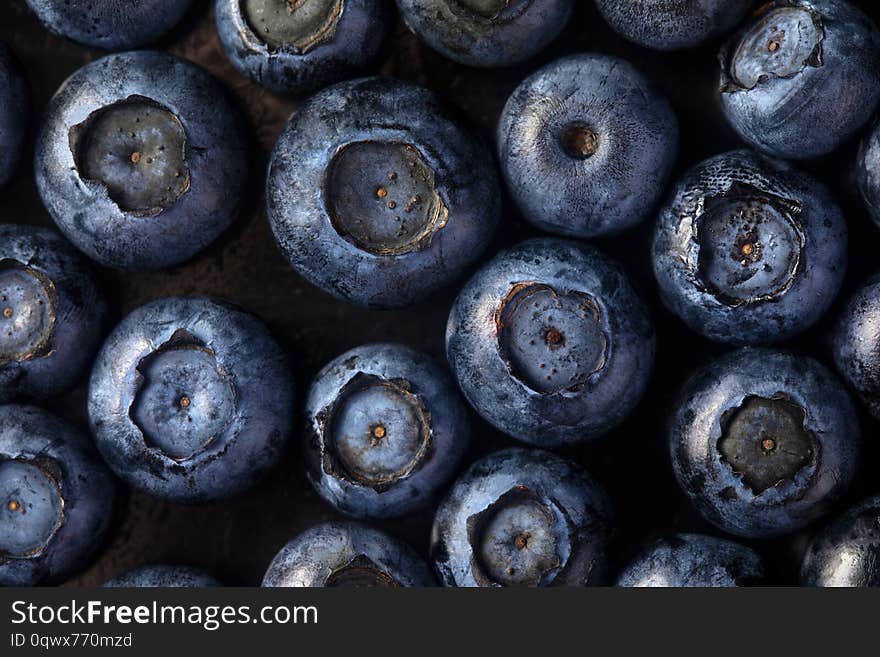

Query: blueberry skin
215;0;390;95
35;51;247;271
670;349;860;539
652;150;846;345
801;496;880;587
263;521;436;587
431;448;613;587
1;225;107;403
831;274;880;420
395;0;573;68
104;564;221;587
25;0;193;50
595;0;751;51
498;53;678;238
266;76;500;309
304;343;470;519
88;297;293;503
0;43;28;189
719;0;880;160
856;120;880;228
447;238;655;447
616;534;764;587
0;405;116;586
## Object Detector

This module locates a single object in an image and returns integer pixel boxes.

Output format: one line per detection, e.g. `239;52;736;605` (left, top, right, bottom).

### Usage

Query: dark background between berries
2;0;878;586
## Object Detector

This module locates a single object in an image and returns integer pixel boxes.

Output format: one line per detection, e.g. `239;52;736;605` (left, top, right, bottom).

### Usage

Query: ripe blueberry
498;53;678;238
616;534;764;587
36;51;248;270
431;448;612;587
266;76;499;308
1;225;107;403
0;404;116;586
446;238;654;447
670;348;860;539
832;274;880;420
263;521;435;587
88;297;294;503
0;42;28;189
25;0;194;51
395;0;573;68
216;0;390;95
304;343;470;519
652;150;846;345
719;0;880;159
856;120;880;229
104;564;222;587
801;496;880;587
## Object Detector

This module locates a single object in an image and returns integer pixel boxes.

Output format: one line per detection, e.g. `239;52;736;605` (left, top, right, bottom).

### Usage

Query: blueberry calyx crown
692;183;804;307
496;282;608;395
243;0;344;52
318;372;433;492
0;457;65;561
0;261;58;366
561;123;600;160
452;0;532;23
129;328;236;461
324;141;449;256
722;2;824;93
69;95;190;216
324;554;400;587
466;485;569;587
717;393;819;494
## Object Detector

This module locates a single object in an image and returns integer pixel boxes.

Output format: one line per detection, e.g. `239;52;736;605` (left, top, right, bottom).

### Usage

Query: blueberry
498;53;678;238
446;238;654;447
832;274;880;420
616;534;764;587
88;297;293;503
263;521;435;587
1;225;107;403
652;150;846;345
595;0;751;51
104;564;222;587
800;496;880;587
719;0;880;159
0;42;28;189
267;76;500;308
35;51;248;270
25;0;194;51
856;120;880;228
670;348;860;539
395;0;573;68
216;0;390;95
431;448;612;587
304;343;470;519
0;404;116;586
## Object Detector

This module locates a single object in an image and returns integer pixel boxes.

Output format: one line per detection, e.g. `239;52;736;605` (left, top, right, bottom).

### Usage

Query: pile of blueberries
3;0;880;588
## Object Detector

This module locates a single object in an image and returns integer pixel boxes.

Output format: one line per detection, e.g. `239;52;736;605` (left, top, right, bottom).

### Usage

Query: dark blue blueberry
266;76;500;309
263;521;435;587
1;225;107;403
856;120;880;228
446;238;654;447
595;0;751;51
670;348;860;539
88;297;294;503
800;496;880;587
616;534;764;587
35;51;248;270
304;343;470;519
498;53;678;238
719;0;880;159
104;564;222;587
832;274;880;420
216;0;390;95
0;404;116;586
25;0;194;50
0;42;29;189
395;0;573;68
431;448;612;587
653;150;846;345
